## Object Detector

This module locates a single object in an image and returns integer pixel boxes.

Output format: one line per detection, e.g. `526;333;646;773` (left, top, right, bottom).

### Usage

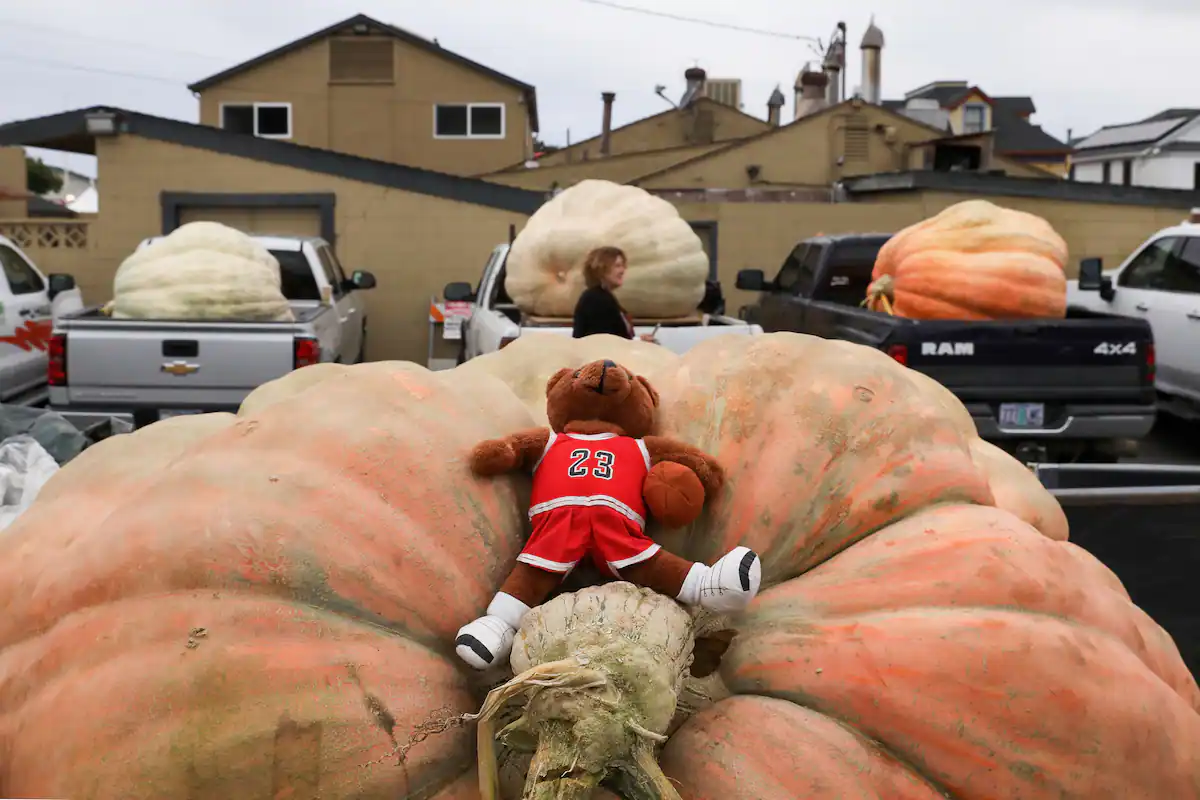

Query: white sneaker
455;615;516;670
454;592;531;670
677;546;762;613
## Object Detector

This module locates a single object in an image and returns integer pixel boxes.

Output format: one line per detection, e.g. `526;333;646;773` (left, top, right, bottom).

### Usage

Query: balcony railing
0;219;90;249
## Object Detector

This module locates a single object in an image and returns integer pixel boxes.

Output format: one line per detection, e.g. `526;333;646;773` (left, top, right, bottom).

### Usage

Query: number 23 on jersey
568;448;615;480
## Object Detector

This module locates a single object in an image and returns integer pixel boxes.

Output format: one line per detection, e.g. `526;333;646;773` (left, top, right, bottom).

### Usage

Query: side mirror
349;269;377;290
47;273;76;301
735;269;767;291
444;281;474;302
1077;257;1115;301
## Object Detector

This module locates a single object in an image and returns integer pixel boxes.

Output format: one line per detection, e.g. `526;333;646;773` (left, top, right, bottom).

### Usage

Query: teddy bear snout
576;359;631;398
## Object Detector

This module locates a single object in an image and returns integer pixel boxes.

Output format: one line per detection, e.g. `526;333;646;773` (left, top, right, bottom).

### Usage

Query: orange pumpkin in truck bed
0;333;1196;800
867;199;1070;321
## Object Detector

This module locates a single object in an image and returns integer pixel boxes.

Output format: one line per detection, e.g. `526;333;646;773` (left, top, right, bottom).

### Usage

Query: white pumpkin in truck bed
505;179;709;318
110;221;294;322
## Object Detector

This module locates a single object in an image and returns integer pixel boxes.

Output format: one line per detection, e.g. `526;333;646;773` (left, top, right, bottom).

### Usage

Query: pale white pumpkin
111;221;294;322
504;179;709;318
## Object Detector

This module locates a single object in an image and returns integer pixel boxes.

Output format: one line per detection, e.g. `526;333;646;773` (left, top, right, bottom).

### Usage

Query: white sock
675;563;708;606
486;592;532;629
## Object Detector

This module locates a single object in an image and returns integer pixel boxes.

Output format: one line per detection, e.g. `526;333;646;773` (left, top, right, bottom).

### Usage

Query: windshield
270;250;320;301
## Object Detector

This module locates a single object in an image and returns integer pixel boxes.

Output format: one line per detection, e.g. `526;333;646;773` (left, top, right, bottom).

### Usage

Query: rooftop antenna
655;84;678;108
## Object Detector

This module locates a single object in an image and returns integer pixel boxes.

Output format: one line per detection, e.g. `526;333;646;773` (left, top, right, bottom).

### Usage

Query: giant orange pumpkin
867;199;1070;320
0;334;1196;800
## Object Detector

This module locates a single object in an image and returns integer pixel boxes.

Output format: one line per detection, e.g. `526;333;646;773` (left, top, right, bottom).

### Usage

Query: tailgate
897;320;1153;403
62;323;298;408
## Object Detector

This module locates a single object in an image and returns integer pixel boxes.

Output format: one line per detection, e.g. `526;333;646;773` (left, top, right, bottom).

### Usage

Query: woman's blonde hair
582;246;627;289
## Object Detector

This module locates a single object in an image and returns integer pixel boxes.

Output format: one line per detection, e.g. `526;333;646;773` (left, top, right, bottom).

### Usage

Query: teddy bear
454;358;763;671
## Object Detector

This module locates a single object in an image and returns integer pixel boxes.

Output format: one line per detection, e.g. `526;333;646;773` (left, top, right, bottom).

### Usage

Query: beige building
190;13;539;176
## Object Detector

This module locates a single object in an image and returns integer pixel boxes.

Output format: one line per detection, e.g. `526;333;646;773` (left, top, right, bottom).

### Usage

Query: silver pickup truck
48;234;376;429
445;243;762;361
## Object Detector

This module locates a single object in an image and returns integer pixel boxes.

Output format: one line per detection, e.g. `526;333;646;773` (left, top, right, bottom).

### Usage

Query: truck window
315;246;347;297
771;244;808;291
0;244;45;295
822;240;886;306
270;250;321;301
1172;238;1200;294
793;246;824;296
314;247;343;297
1118;237;1181;291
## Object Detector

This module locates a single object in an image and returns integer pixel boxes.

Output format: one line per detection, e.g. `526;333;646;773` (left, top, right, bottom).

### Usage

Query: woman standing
572;246;656;342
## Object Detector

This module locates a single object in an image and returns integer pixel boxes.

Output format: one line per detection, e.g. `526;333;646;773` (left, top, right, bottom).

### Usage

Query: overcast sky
2;0;1197;177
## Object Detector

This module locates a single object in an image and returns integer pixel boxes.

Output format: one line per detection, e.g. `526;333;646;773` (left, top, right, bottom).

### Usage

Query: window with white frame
433;103;505;139
962;103;987;134
220;103;293;139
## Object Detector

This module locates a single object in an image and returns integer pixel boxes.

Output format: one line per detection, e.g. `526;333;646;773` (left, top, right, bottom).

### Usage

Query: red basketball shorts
516;505;661;576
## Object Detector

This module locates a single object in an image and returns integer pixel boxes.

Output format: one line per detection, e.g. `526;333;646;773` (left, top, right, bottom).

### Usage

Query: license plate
158;409;204;420
998;402;1045;429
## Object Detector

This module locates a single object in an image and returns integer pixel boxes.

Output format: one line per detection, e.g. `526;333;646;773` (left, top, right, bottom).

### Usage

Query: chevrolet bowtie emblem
161;361;200;376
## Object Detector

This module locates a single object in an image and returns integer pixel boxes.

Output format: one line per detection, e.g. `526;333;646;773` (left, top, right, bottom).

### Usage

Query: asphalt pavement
1131;414;1200;465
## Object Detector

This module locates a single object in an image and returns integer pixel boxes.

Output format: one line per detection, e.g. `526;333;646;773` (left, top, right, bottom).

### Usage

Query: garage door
689;221;717;280
178;206;322;238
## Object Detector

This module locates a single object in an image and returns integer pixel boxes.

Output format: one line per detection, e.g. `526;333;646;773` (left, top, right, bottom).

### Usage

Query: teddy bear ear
635;375;660;407
546;367;573;396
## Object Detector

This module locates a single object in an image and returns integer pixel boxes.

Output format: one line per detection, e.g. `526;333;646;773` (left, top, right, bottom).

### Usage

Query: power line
0;16;228;63
0;53;192;86
575;0;820;42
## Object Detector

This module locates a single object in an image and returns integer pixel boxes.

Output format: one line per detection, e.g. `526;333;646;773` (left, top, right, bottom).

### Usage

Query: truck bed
66;303;325;326
51;304;329;423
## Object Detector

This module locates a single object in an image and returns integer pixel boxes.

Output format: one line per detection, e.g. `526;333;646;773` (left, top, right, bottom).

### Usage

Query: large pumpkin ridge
647;335;995;584
0;364;535;799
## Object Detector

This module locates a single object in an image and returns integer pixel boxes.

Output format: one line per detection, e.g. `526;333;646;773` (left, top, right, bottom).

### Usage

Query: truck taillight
293;337;321;369
48;334;67;386
1146;342;1156;383
499;336;518;350
885;344;908;366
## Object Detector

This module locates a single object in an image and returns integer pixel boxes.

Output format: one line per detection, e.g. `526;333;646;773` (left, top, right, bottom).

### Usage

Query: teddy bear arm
642;435;725;497
469;427;550;476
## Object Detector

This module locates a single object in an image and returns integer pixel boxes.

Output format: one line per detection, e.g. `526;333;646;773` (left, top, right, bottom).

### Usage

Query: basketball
643;461;706;528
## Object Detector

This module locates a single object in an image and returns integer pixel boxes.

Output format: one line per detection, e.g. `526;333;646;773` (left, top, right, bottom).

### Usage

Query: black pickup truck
736;233;1157;462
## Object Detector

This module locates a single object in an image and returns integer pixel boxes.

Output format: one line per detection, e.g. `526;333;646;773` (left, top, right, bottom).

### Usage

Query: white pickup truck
444;243;762;361
1067;214;1200;419
0;233;84;407
48;234;376;429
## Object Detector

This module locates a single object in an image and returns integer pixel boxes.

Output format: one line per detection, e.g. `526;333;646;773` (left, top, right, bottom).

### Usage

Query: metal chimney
796;67;829;120
822;40;843;105
600;92;615;156
860;16;884;104
679;66;707;107
767;86;785;126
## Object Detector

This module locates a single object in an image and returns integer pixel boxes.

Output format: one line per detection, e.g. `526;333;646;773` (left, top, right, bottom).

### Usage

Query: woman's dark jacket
572;286;634;339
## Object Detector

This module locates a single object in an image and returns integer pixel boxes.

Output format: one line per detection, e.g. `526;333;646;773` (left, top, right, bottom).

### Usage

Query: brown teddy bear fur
469;359;731;673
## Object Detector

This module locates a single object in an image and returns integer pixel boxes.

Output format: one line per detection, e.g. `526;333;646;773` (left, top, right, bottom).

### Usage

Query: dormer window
962;103;987;134
220;103;292;139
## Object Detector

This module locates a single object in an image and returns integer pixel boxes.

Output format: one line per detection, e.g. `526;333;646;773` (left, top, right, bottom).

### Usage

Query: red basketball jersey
529;432;651;528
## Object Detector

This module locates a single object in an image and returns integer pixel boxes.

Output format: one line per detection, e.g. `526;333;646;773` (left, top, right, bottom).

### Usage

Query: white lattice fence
0;220;89;249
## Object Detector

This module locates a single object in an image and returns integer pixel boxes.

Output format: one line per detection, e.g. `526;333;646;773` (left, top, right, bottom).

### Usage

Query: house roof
0;106;545;215
187;13;539;131
494;97;770;173
1074;109;1200;153
883;89;1065;155
627;98;1036;186
845;169;1200;209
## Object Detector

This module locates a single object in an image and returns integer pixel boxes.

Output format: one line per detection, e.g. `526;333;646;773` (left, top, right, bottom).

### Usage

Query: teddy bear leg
624;547;763;614
620;549;695;597
455;564;562;671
